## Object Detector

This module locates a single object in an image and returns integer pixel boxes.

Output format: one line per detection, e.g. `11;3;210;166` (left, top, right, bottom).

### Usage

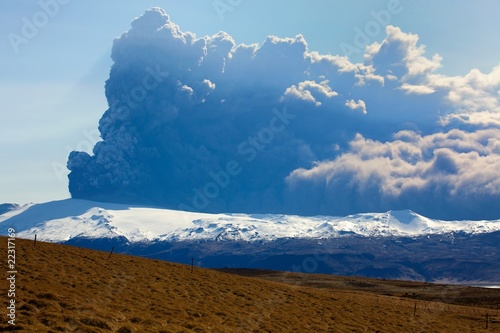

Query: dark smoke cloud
67;8;500;220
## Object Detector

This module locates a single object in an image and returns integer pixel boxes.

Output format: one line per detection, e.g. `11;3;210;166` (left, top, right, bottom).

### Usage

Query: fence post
108;246;115;259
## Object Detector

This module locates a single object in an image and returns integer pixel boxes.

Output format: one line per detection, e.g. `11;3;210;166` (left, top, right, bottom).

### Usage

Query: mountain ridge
2;199;499;283
1;199;499;244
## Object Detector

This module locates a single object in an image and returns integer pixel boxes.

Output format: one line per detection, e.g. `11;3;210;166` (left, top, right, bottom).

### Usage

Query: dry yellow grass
1;236;498;332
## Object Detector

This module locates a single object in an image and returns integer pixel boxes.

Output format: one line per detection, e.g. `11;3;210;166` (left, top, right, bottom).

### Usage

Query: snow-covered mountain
1;199;499;243
1;199;499;283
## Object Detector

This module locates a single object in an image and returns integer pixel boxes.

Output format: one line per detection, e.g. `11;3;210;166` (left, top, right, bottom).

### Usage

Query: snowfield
1;199;499;243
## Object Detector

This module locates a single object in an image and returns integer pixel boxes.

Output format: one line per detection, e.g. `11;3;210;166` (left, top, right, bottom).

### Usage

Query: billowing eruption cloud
67;8;500;220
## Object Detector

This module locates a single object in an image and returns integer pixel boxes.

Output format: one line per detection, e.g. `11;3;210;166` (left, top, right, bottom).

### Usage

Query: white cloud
283;80;338;106
285;128;500;219
345;99;367;114
365;26;442;79
428;66;500;114
309;52;385;86
399;83;435;95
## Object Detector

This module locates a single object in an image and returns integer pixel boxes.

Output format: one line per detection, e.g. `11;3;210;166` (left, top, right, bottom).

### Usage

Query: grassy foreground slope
1;236;498;332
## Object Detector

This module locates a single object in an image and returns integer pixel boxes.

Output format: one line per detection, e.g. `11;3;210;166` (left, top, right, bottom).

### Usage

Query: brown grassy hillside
1;236;499;332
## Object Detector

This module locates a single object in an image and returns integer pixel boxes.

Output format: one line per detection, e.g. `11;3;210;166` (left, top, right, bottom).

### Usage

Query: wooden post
485;313;489;329
108;246;114;259
34;234;37;246
191;257;194;273
413;303;417;317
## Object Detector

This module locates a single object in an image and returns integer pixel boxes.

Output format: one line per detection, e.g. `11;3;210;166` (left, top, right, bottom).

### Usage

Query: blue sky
1;0;499;210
